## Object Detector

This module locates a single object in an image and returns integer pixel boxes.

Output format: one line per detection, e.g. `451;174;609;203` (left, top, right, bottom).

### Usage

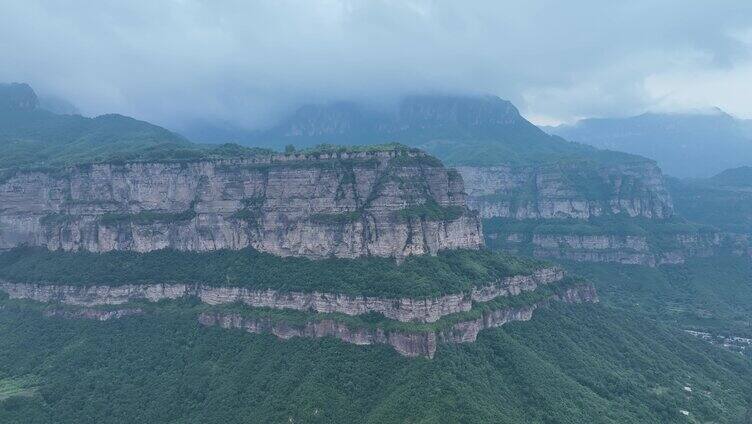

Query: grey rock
457;162;673;220
198;284;598;358
0;267;563;323
0;150;483;259
43;307;144;321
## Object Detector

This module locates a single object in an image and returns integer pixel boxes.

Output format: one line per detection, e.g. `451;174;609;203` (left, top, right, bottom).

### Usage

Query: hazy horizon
3;1;752;130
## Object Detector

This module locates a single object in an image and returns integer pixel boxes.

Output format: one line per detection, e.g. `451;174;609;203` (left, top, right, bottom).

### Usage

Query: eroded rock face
0;267;563;323
198;284;599;358
0;150;482;259
457;162;673;220
43;307;144;321
528;232;737;266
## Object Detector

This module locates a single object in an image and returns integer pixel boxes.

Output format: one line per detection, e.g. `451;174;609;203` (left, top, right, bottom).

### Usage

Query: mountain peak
399;94;522;128
267;94;528;141
0;82;39;111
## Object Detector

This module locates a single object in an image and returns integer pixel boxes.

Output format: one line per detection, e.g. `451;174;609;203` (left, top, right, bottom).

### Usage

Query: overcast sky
2;0;752;129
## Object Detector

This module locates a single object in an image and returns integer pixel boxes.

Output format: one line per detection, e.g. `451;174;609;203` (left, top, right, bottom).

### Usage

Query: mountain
37;95;79;115
668;166;752;236
545;110;752;178
245;96;675;221
0;83;207;169
244;95;642;167
0;146;483;260
2;83;752;423
709;166;752;188
2;297;751;423
237;95;745;267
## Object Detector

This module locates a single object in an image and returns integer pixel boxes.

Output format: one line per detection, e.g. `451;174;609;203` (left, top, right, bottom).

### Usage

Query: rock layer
43;307;144;321
487;230;747;266
198;284;599;358
0;150;482;259
0;267;563;323
457;162;673;220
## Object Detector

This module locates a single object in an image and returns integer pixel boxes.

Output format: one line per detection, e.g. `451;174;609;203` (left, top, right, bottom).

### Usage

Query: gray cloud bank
2;0;751;130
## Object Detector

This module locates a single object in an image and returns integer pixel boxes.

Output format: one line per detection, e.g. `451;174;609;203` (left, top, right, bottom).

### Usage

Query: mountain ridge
546;110;752;178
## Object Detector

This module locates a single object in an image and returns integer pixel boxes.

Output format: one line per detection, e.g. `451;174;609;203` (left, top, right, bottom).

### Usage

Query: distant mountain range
185;95;647;167
0;83;268;169
668;166;752;234
544;110;752;178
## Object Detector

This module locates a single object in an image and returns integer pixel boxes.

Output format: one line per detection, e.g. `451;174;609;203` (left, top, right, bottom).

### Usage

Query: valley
0;83;750;423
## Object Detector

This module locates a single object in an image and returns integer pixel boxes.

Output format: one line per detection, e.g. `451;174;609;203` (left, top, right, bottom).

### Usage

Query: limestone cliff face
457;161;673;220
43;307;144;321
0;150;482;259
0;267;563;323
198;313;439;358
488;230;742;266
198;284;599;358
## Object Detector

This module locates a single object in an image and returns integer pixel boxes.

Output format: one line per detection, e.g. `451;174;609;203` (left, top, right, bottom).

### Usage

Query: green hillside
244;95;652;167
0;83;269;169
0;298;749;423
0;247;542;298
668;169;752;233
546;111;752;178
567;257;752;342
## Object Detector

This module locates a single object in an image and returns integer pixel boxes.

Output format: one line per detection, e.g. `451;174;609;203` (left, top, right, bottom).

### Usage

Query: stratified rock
457;161;673;220
198;284;599;358
43;307;143;321
0;267;563;323
0;149;482;259
491;230;744;267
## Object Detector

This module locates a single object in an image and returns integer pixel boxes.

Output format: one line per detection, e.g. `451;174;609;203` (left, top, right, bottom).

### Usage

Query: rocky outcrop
198;313;439;358
438;284;599;344
487;229;746;266
198;284;598;358
0;149;482;259
533;232;740;266
43;307;144;321
0;267;563;323
457;162;673;220
0;83;38;110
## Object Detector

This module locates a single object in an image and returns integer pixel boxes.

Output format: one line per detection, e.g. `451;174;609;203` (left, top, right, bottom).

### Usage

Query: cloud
1;0;751;129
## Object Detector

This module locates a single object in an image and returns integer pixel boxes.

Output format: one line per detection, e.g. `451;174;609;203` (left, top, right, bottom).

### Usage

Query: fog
2;0;751;130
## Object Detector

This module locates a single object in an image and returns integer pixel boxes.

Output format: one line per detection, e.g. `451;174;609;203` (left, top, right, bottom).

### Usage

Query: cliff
198;284;598;358
43;307;144;321
529;232;730;266
0;267;563;323
0;149;482;259
457;161;673;220
485;221;749;266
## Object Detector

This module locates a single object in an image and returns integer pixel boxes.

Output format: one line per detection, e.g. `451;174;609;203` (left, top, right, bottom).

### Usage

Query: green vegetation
250;96;651;168
709;166;752;188
310;210;363;225
566;257;752;340
0;99;277;170
669;175;752;233
300;142;421;156
396;199;465;222
0;247;544;298
0;298;749;423
188;277;584;334
483;216;718;253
